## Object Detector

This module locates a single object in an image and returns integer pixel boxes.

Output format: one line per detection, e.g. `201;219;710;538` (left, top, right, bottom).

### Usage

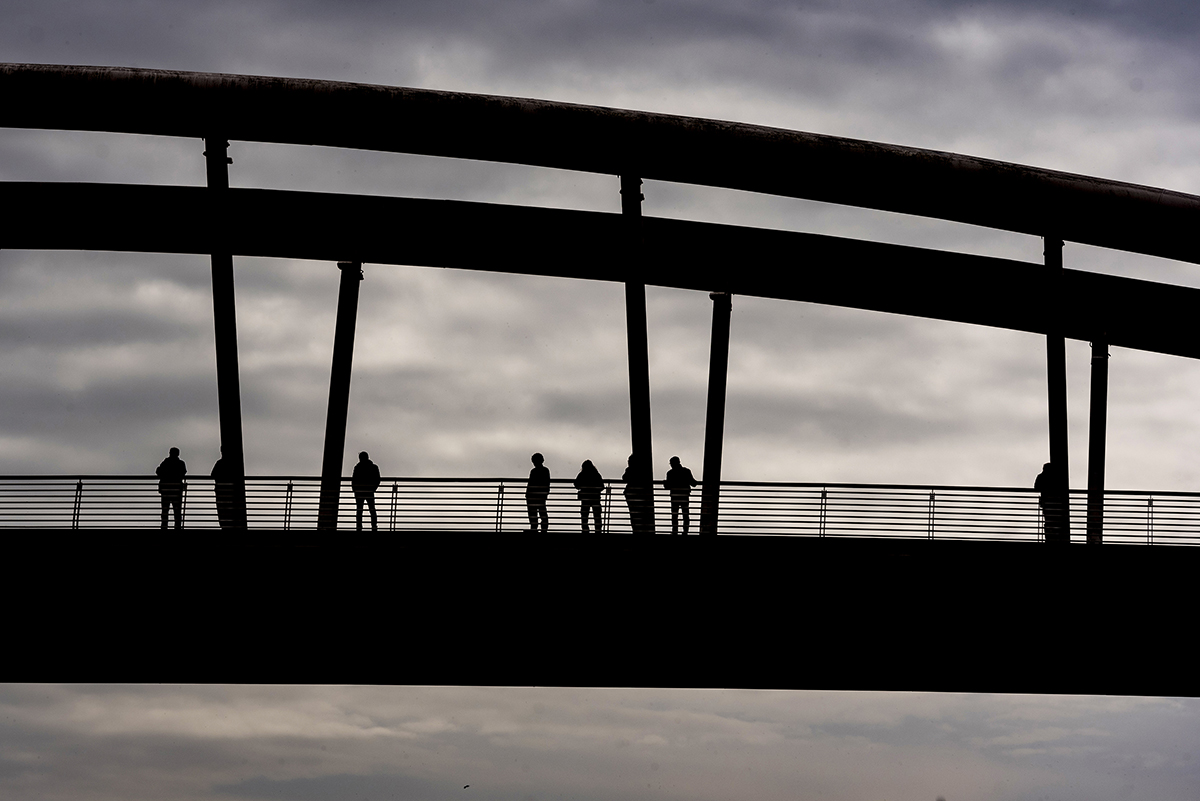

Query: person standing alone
156;447;187;529
574;460;604;534
525;452;551;533
352;451;382;531
663;456;698;535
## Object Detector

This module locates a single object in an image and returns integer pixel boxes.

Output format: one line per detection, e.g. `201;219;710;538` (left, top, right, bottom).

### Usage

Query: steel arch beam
3;63;1200;265
3;181;1198;360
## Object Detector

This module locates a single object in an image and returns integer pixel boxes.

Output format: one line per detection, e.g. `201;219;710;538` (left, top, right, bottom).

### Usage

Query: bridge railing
0;475;1197;544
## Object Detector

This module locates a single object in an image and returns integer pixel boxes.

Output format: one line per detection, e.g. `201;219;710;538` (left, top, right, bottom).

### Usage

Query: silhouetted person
156;447;187;530
574;460;604;534
663;456;698;535
1035;461;1068;543
352;451;382;532
525;452;551;533
211;448;236;529
622;454;651;534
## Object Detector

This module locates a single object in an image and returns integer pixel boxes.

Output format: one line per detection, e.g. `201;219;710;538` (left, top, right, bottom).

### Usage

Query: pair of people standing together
154;447;383;530
154;446;244;529
523;453;699;535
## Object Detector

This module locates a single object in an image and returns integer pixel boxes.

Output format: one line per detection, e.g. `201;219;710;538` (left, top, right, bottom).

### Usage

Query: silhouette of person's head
532;453;544;466
582;460;595;471
360;451;369;461
670;456;680;467
169;447;180;457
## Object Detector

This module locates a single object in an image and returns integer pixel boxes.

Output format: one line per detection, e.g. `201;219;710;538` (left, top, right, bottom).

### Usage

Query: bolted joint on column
619;174;644;214
203;138;233;190
338;261;365;281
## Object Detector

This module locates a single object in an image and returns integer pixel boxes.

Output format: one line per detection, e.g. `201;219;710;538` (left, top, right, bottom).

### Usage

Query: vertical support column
700;292;732;537
621;173;655;534
318;262;365;531
1087;337;1109;545
205;137;247;529
1044;236;1070;543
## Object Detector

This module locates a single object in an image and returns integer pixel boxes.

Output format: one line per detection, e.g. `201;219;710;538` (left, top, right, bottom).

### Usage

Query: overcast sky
3;3;1200;799
5;0;1200;491
1;684;1198;801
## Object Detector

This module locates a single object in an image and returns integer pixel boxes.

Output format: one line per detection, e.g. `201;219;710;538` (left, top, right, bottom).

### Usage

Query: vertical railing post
621;173;656;534
204;137;248;530
284;480;294;531
1043;236;1071;543
1147;497;1155;544
819;488;827;537
700;291;733;536
390;481;398;532
1087;338;1109;544
604;482;613;534
927;490;936;539
495;482;505;534
318;261;365;531
72;479;83;530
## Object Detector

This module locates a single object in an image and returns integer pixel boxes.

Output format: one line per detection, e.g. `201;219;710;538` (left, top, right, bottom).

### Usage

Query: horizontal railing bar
4;475;1195;498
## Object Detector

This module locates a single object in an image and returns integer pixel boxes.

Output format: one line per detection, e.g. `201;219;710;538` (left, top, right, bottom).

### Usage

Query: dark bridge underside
6;534;1198;696
3;63;1200;266
5;182;1199;360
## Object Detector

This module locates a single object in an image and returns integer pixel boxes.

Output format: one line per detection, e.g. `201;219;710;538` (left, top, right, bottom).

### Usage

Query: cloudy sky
4;3;1200;799
1;684;1198;801
5;0;1200;491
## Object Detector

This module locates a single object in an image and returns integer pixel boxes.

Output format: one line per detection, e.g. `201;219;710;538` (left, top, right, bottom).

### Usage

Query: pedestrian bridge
5;64;1200;541
4;65;1200;697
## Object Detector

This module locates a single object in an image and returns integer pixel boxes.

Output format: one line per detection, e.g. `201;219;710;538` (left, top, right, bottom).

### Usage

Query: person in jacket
352;451;382;532
574;460;604;534
210;447;235;529
663;456;698;535
156;447;187;529
622;454;651;534
1035;461;1067;543
525;452;551;533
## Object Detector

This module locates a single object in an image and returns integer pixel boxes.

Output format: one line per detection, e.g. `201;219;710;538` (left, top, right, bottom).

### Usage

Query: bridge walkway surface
4;532;1195;698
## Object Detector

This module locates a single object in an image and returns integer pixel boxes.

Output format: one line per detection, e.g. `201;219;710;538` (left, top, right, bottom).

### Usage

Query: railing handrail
4;474;1198;499
4;474;1198;541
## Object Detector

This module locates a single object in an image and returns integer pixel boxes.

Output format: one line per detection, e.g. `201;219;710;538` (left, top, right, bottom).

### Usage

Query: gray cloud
4;0;1200;493
1;686;1197;801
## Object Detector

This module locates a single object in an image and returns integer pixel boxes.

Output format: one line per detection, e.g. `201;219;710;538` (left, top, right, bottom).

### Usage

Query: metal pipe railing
1;475;1199;543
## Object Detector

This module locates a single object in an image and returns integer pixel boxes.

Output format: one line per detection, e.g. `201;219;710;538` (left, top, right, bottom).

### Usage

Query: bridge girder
3;63;1200;265
3;181;1197;360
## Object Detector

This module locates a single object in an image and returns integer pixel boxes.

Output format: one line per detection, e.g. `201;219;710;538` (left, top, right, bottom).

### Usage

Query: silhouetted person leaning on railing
525;452;550;533
211;448;235;529
574;460;604;534
156;447;187;529
352;451;381;532
663;456;698;535
1035;461;1069;543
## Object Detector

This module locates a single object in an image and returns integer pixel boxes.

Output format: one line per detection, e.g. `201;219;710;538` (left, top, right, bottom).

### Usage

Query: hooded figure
574;460;604;534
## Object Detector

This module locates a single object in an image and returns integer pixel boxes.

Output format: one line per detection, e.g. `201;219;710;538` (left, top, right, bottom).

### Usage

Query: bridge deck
6;532;1195;696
